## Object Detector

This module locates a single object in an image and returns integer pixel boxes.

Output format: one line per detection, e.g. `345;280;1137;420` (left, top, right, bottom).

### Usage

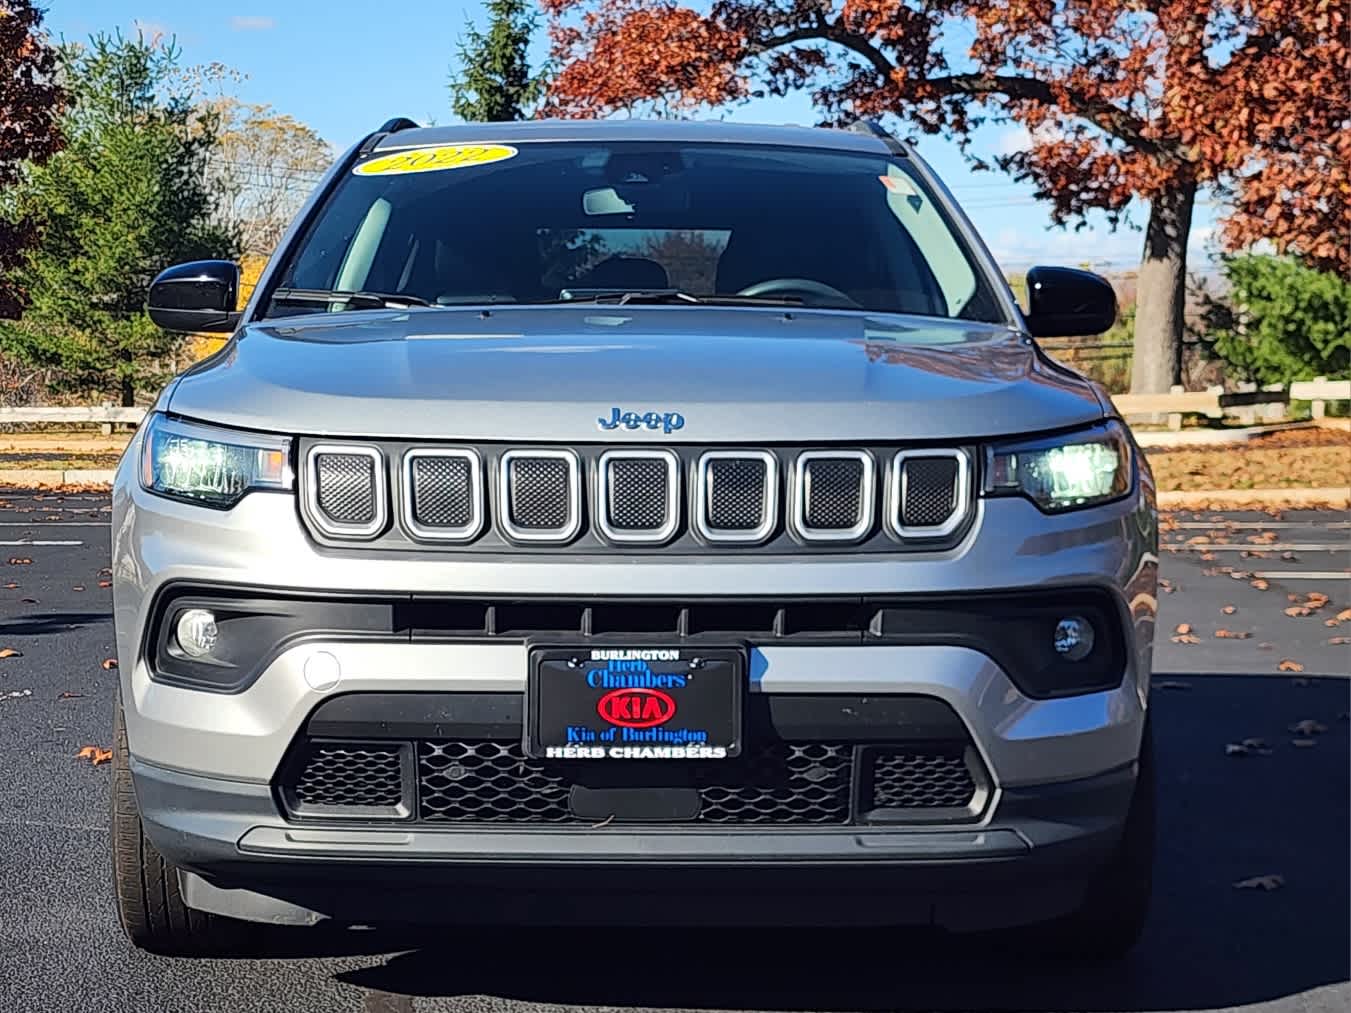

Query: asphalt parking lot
0;491;1346;1013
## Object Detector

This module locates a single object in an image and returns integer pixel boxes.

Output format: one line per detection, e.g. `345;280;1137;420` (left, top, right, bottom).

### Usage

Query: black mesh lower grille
901;456;959;528
867;748;975;809
280;736;982;825
290;743;405;810
315;453;377;525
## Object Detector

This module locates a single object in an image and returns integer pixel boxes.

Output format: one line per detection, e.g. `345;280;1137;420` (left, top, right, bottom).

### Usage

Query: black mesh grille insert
291;743;404;809
803;457;866;530
417;740;852;825
607;457;669;531
705;458;768;531
867;748;976;809
314;453;377;525
901;456;959;528
410;455;474;529
507;457;571;530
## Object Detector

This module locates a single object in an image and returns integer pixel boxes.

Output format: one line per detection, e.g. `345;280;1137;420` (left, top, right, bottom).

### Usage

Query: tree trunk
1130;181;1197;393
120;375;134;408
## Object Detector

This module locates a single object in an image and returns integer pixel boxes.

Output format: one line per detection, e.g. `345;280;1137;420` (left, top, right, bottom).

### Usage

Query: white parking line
1250;570;1351;580
0;522;107;527
0;539;83;546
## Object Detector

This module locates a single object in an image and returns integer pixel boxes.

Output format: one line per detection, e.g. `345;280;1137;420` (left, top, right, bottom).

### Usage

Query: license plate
525;646;743;760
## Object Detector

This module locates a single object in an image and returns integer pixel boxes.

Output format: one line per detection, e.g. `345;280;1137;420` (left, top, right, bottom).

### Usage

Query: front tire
111;692;253;957
1034;722;1156;960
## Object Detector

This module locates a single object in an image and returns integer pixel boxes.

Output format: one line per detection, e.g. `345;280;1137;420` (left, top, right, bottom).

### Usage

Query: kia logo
596;687;676;728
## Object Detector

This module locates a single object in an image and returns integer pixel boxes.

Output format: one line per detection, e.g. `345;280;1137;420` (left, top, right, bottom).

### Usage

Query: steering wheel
736;277;861;308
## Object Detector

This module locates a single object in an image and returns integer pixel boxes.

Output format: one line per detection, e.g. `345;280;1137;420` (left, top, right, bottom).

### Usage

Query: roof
371;118;895;154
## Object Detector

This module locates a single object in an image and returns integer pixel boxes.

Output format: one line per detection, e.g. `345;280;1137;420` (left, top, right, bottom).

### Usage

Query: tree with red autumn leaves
0;1;64;318
543;1;1348;394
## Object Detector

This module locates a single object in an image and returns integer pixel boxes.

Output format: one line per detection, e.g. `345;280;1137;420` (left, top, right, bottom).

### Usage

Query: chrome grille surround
694;450;778;544
497;449;582;544
791;450;875;543
886;448;970;539
304;444;387;539
401;448;483;542
596;449;680;544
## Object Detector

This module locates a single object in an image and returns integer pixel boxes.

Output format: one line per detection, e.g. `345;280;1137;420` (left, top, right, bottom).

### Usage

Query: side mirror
147;260;241;334
1023;266;1117;337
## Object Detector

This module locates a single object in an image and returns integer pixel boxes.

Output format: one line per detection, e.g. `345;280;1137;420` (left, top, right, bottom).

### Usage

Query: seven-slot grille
403;450;482;540
301;444;973;546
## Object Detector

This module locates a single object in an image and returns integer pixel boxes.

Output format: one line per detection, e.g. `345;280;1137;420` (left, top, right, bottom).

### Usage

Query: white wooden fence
1;378;1347;433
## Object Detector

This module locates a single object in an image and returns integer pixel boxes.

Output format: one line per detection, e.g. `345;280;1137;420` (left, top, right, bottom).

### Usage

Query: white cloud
230;16;276;31
993;123;1067;157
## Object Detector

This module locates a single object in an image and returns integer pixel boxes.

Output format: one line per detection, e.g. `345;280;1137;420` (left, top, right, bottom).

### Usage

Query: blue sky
46;0;1218;273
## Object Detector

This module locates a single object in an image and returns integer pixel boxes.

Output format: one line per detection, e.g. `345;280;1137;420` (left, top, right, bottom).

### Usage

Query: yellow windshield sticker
354;144;518;176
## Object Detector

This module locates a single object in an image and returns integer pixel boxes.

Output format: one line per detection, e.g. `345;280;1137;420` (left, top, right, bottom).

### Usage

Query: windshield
268;140;1004;322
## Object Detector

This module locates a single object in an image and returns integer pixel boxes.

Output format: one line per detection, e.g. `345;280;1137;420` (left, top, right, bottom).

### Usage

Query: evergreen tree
0;32;236;405
449;0;546;122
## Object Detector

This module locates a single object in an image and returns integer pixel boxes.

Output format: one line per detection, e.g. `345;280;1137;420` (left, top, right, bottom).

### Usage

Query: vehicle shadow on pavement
327;674;1349;1011
0;611;112;637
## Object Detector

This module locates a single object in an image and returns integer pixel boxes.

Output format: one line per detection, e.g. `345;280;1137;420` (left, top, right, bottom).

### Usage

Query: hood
168;306;1104;442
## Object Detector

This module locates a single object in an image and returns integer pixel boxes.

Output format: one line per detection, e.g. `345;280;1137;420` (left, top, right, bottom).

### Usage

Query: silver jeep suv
112;118;1157;958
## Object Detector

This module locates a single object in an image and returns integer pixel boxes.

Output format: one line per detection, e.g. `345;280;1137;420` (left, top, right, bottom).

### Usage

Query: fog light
175;608;219;658
1053;616;1095;661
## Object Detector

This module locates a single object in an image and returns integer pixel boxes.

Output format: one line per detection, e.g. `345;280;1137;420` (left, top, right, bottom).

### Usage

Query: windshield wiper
555;288;803;307
271;287;433;310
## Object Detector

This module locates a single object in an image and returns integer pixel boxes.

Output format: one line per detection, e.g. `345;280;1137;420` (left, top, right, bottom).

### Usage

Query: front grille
406;452;477;535
279;735;985;825
284;741;410;818
500;451;579;542
313;451;379;528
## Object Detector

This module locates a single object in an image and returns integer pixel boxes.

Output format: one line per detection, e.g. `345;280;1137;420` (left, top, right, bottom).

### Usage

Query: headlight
984;420;1133;512
139;414;292;508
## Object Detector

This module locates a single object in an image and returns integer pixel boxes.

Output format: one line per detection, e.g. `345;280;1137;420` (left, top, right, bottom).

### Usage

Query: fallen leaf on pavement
1258;641;1275;650
57;691;84;700
1200;551;1216;561
1174;623;1193;635
1154;680;1193;690
97;580;111;588
1171;634;1201;644
76;746;112;766
1336;608;1351;623
1159;578;1176;594
2;689;32;700
1233;875;1284;891
1186;535;1210;544
1250;578;1270;591
3;582;16;589
1329;636;1351;645
1281;551;1299;561
1291;739;1317;748
100;658;118;670
1306;592;1330;608
19;597;37;604
1278;659;1305;672
1288;719;1328;735
0;647;21;659
1326;619;1341;628
1222;605;1237;615
7;558;31;565
1215;629;1252;639
1285;606;1314;618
